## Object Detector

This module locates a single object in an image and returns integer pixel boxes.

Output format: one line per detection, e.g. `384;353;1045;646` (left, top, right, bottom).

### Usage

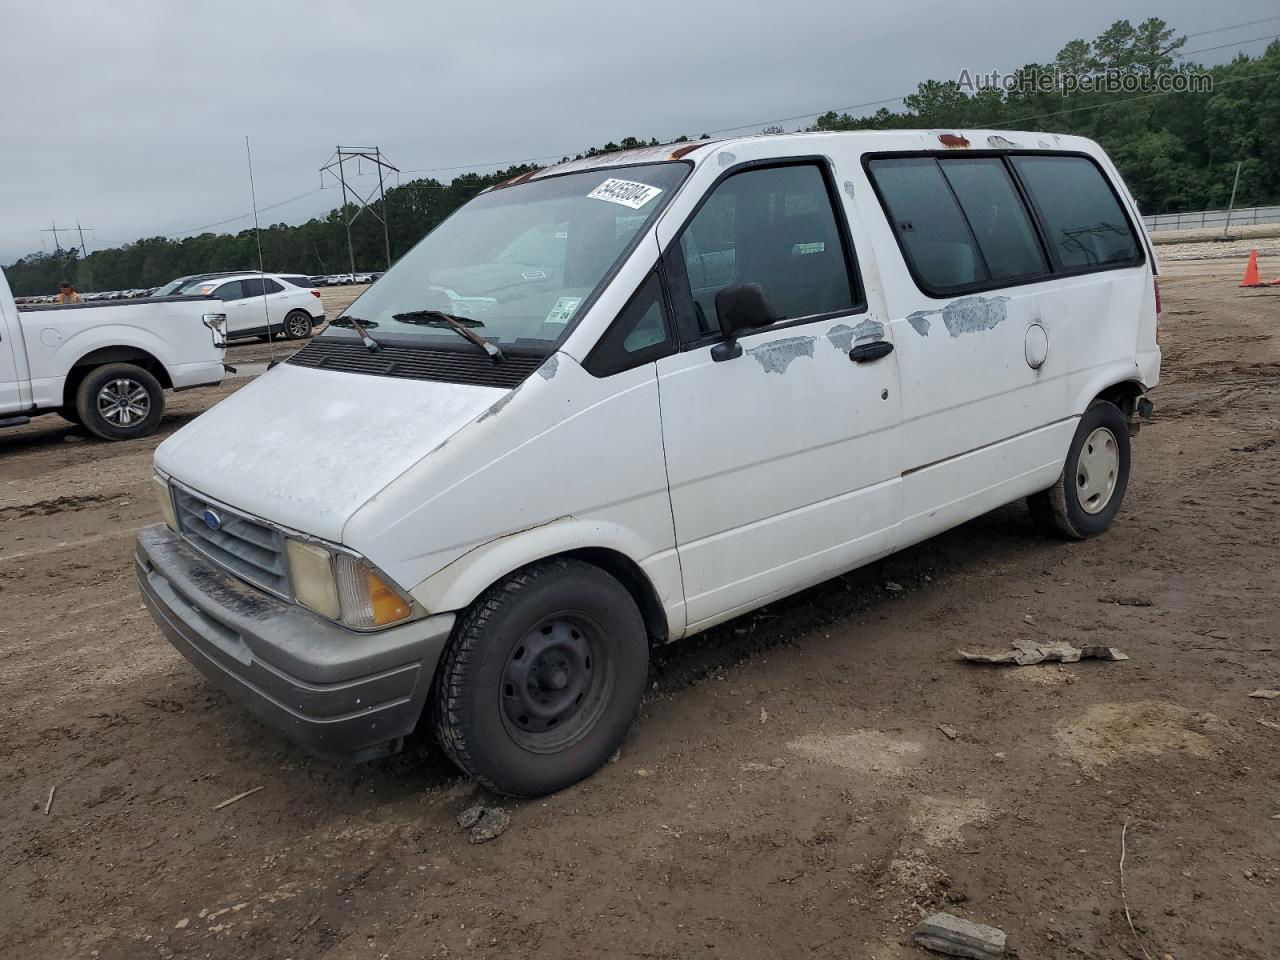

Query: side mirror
711;283;779;362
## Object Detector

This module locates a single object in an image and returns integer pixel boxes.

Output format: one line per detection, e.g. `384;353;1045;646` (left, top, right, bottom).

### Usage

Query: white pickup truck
0;268;228;440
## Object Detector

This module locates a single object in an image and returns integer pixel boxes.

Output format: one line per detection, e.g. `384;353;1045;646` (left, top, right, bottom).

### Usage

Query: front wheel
75;363;165;441
1028;399;1130;539
431;558;649;796
282;310;314;340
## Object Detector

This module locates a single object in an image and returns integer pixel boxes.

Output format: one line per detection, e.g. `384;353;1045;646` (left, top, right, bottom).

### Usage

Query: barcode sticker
587;178;663;209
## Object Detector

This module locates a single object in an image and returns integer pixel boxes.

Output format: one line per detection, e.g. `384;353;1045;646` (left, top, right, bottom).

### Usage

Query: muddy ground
1;264;1277;960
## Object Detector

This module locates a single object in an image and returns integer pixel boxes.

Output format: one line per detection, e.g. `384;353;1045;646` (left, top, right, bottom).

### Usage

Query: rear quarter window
1010;155;1140;271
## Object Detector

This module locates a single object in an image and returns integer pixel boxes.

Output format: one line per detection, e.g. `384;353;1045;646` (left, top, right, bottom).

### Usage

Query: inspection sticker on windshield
544;297;582;325
588;178;663;209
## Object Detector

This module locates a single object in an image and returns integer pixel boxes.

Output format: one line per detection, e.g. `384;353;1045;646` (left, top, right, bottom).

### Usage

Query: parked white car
138;130;1159;794
1;269;227;440
177;273;325;340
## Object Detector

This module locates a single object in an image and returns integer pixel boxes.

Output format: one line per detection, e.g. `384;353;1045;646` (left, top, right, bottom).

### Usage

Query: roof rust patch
938;133;971;148
669;142;704;160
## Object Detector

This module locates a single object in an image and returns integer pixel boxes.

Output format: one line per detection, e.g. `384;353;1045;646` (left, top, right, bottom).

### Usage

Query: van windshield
324;163;688;351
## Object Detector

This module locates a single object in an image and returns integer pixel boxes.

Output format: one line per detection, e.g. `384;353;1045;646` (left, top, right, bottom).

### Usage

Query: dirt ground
1;264;1277;960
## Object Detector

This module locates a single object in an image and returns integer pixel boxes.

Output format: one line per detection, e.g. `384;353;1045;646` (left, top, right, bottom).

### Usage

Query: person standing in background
55;281;81;304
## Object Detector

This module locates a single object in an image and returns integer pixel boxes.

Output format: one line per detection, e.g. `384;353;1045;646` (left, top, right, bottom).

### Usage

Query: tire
432;558;649;797
75;363;165;441
282;310;313;340
1028;399;1130;539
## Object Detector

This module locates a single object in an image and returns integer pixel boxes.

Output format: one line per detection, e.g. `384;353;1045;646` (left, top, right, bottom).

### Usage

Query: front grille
172;487;291;599
286;338;545;389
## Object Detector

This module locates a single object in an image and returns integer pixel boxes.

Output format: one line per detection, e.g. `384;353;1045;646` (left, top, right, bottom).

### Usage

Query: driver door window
678;163;858;336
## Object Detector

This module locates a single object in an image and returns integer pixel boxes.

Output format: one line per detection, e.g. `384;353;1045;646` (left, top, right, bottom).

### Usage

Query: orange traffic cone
1239;249;1263;287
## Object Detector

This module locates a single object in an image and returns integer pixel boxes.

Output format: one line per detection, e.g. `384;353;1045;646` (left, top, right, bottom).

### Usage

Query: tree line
5;18;1277;297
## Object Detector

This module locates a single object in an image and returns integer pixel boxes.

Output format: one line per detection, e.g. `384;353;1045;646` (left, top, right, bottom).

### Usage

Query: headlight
285;538;413;629
152;475;178;532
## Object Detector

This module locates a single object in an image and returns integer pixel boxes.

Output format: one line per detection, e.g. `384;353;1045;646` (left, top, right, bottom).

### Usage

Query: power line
1183;15;1280;40
167;186;327;237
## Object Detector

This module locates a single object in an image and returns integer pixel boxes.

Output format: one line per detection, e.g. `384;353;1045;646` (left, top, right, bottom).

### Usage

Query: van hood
154;362;505;542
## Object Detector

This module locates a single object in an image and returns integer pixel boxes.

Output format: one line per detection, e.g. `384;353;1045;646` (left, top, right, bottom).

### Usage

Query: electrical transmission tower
318;146;398;278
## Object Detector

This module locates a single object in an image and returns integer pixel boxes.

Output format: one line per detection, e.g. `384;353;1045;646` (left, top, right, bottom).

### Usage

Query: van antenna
245;135;278;369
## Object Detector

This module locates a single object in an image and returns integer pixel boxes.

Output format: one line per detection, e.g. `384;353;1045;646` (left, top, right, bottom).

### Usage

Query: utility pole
318;146;399;276
1222;161;1242;238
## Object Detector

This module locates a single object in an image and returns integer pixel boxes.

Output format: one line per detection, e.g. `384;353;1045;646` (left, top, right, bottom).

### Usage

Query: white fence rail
1143;205;1280;232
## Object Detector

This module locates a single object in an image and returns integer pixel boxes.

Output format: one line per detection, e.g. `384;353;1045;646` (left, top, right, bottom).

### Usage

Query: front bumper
135;524;455;761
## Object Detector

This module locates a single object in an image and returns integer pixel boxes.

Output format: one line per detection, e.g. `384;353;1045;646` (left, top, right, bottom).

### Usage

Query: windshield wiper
392;310;505;363
331;315;382;353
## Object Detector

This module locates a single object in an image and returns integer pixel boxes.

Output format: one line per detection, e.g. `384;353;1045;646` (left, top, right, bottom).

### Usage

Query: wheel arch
1093;378;1145;418
62;346;172;408
408;520;676;644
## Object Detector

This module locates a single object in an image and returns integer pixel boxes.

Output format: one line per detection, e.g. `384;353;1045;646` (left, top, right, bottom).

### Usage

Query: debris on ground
1257;719;1280;732
913;911;1006;958
43;785;55;815
958;639;1129;666
457;805;510;844
212;786;263;810
1247;689;1279;700
938;724;960;741
885;581;905;592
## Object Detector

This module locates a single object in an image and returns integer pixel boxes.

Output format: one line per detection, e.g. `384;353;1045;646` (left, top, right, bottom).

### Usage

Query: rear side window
261;279;283;294
678;163;857;334
869;158;989;291
281;275;313;288
1011;156;1140;270
938;158;1046;280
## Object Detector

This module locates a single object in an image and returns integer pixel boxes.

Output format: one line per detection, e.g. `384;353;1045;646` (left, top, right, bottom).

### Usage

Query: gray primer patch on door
941;295;1009;336
537;354;559;380
906;312;934;336
826;319;884;352
747;336;816;373
904;295;1009;338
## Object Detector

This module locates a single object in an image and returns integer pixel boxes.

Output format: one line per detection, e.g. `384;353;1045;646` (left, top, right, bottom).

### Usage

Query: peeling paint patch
987;135;1019;148
477;385;519;422
1037;140;1052;149
717;151;737;167
904;295;1009;338
941;295;1009;336
826;320;884;352
843;180;856;198
906;312;933;337
746;336;815;373
537;354;559;380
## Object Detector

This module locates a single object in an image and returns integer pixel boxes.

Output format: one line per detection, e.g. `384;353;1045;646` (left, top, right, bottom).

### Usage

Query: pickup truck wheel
1028;399;1130;539
282;310;313;340
431;558;648;797
75;363;164;441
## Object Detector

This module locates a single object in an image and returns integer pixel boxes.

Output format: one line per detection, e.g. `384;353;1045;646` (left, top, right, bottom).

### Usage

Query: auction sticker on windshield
545;297;582;325
588;178;663;209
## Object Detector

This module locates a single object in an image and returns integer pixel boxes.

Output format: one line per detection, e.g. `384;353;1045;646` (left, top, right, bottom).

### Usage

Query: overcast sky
2;0;1276;265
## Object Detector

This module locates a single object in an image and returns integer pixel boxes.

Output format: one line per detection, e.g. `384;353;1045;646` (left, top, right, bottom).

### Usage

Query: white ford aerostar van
138;130;1159;795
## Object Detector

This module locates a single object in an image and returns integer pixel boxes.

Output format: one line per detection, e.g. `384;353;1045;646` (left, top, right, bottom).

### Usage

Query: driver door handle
849;340;894;363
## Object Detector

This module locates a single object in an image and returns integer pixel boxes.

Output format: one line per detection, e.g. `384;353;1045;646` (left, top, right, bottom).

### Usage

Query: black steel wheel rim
500;614;612;753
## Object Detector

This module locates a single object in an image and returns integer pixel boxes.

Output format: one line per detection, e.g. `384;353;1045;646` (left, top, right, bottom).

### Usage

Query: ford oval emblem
201;508;223;532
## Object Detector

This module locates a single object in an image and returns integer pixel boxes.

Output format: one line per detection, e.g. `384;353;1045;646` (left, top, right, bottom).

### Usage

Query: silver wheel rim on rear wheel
287;315;309;337
1076;426;1119;514
96;378;150;427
